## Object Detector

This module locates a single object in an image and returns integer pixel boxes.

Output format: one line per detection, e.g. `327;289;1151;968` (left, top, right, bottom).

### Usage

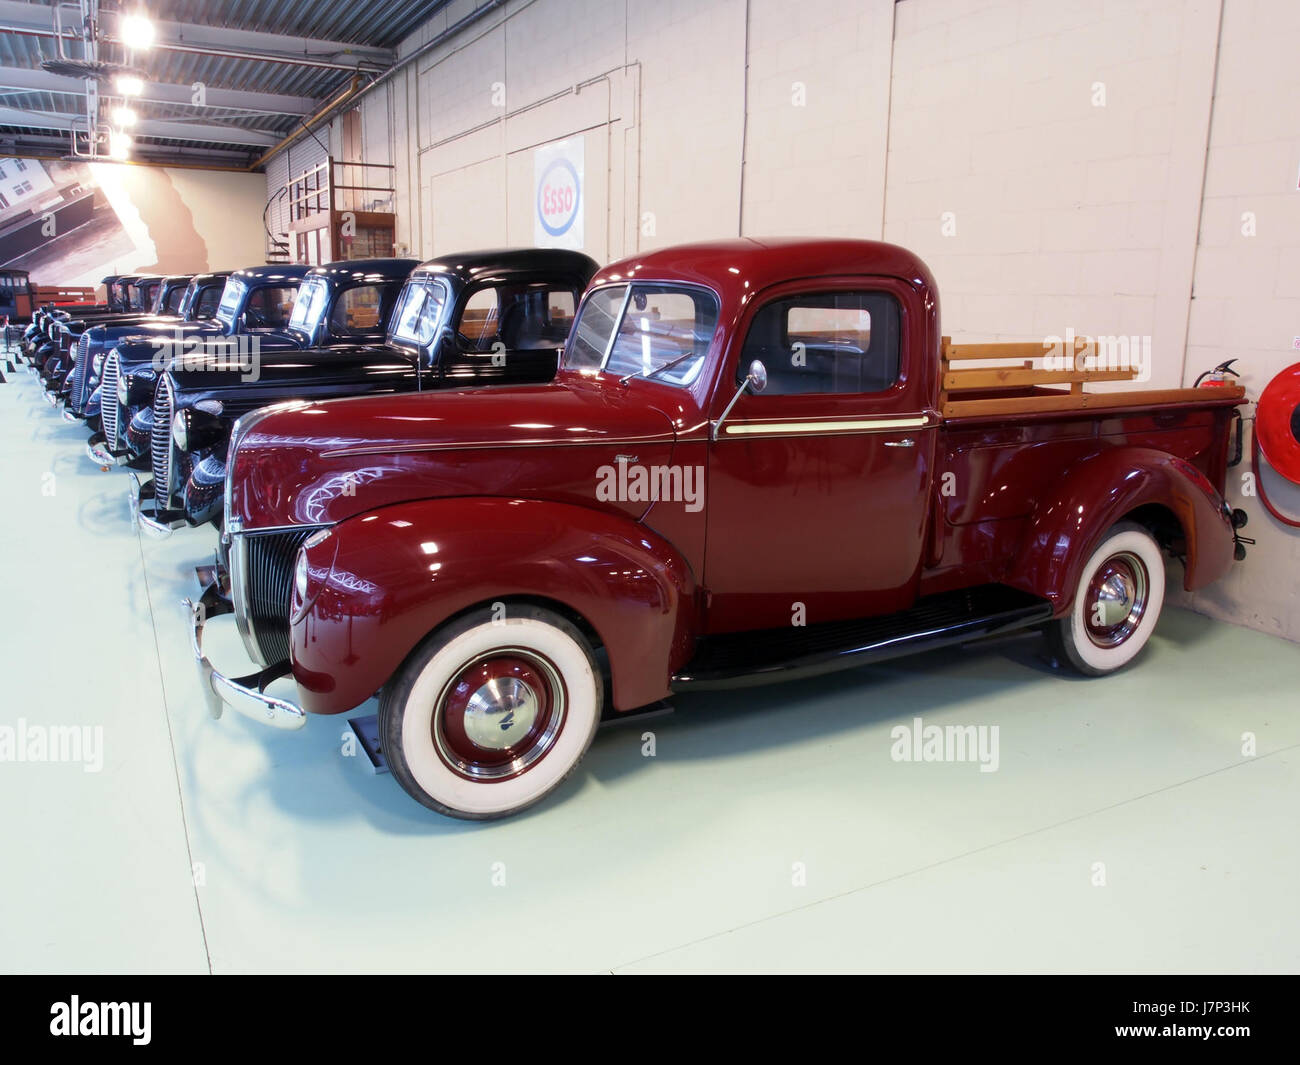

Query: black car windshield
288;276;330;335
563;283;718;387
389;279;450;347
215;278;245;328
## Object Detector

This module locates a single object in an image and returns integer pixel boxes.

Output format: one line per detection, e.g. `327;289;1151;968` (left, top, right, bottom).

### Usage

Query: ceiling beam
0;106;281;147
0;65;316;118
0;1;395;72
0;129;257;167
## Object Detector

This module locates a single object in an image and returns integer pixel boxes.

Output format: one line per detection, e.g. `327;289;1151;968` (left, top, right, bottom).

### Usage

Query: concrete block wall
267;0;1300;642
1171;0;1300;639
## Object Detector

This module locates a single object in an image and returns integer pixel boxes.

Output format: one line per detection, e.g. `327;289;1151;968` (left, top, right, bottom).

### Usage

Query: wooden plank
946;340;1088;360
943;368;1138;390
942;385;1245;419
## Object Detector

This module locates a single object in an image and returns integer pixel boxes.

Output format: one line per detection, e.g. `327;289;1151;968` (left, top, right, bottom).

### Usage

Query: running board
671;585;1054;691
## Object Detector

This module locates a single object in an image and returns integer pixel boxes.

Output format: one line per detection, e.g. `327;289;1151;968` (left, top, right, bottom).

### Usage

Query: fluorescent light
112;106;137;127
119;14;155;50
108;131;133;161
115;74;144;96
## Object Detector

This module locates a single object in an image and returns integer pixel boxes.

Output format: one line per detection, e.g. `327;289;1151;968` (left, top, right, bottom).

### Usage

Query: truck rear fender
291;497;699;716
1007;446;1233;613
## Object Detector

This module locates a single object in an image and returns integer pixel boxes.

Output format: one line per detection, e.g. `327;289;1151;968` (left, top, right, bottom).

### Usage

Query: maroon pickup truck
192;238;1248;820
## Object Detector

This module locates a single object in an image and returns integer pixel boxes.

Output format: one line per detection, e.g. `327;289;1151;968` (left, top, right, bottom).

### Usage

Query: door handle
884;438;915;448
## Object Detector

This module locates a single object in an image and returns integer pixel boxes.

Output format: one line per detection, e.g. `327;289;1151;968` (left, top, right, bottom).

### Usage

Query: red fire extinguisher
1194;358;1241;387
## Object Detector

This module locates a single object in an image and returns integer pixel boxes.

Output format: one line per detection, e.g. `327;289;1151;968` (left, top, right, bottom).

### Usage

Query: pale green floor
1;360;1298;974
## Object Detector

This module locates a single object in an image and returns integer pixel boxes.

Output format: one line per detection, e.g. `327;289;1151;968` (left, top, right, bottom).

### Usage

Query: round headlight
294;549;309;600
116;372;129;406
171;411;188;451
92;351;105;375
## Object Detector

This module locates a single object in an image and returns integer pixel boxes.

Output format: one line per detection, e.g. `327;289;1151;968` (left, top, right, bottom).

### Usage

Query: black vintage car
32;274;183;391
135;248;598;535
57;274;196;415
94;264;309;470
64;273;226;432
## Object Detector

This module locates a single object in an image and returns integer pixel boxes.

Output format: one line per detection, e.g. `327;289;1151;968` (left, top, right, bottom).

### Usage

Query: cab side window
245;285;298;328
330;284;384;335
195;285;222;319
455;284;580;352
740;291;900;396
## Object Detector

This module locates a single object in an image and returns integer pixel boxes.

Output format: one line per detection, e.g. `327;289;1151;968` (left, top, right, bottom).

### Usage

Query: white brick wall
261;0;1300;642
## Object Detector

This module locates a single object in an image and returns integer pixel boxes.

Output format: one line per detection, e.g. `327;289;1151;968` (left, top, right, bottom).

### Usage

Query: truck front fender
290;497;699;716
1008;446;1234;614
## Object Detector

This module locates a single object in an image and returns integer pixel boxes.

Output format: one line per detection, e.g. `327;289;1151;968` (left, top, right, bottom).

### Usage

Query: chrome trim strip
722;414;938;436
320;432;675;459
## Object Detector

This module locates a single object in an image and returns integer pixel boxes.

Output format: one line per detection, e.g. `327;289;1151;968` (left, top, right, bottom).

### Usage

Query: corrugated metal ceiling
0;0;453;165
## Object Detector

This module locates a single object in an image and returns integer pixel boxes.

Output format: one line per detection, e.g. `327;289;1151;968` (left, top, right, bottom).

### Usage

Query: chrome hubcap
463;677;540;751
432;650;566;781
1085;551;1149;648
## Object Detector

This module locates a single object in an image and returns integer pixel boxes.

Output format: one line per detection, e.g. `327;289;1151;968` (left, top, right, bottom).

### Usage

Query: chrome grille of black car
151;375;174;509
243;529;316;665
100;353;120;446
69;334;89;409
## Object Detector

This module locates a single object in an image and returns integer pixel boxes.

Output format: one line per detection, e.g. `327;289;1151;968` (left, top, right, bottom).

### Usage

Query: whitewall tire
1049;521;1166;676
379;605;602;819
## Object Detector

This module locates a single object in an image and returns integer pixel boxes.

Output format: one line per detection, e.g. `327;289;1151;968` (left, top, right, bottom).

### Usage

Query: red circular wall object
1256;362;1300;485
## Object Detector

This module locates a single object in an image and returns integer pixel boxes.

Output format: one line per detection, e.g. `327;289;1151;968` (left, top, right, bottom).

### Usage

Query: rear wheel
1048;521;1165;676
379;605;602;819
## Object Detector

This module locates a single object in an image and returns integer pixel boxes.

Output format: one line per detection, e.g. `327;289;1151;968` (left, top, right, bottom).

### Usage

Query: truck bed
937;337;1246;420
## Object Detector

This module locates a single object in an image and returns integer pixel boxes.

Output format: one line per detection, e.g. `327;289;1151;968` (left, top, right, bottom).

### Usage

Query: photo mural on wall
0;157;208;287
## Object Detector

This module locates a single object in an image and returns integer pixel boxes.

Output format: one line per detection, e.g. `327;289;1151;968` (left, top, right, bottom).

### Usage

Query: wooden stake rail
938;335;1245;418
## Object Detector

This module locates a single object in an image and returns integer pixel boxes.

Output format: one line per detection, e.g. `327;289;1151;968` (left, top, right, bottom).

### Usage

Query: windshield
389;279;450;347
288;276;330;334
215;278;246;328
563;283;718;387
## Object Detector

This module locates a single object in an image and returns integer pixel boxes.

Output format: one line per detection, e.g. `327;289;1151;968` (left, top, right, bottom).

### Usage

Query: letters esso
537;158;580;237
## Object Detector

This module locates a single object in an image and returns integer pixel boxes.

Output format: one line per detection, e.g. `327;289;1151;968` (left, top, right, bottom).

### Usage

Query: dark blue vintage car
90;264;310;469
63;273;229;429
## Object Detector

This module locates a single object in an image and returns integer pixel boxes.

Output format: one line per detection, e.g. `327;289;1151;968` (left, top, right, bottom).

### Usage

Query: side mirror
711;359;768;441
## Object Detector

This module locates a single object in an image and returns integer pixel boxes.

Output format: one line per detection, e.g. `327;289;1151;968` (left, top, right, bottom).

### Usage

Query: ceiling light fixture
119;13;156;51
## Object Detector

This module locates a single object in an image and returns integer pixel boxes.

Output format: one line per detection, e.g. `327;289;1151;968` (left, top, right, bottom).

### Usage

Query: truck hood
230;375;681;530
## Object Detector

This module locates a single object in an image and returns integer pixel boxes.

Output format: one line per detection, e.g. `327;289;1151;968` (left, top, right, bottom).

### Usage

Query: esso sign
537;158;581;237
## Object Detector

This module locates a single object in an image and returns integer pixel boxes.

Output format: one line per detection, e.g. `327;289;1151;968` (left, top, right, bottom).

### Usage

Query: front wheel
379;605;602;819
1048;521;1166;676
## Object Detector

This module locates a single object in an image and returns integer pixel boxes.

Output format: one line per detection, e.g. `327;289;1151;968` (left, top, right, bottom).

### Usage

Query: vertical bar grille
239;529;317;665
100;352;120;446
70;334;89;410
151;375;174;509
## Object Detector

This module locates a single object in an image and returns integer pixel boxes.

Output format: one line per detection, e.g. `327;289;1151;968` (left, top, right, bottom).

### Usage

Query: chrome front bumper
186;579;306;731
129;471;186;539
86;432;128;467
